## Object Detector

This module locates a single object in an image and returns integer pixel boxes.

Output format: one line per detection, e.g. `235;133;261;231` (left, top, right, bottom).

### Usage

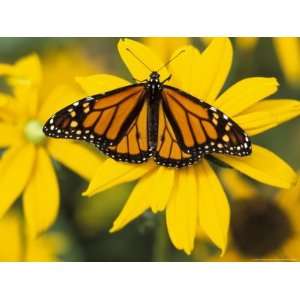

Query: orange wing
154;102;202;168
103;100;151;163
43;82;252;168
161;86;252;157
43;85;146;149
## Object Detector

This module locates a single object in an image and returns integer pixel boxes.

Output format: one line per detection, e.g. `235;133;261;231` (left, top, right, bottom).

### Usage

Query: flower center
24;120;45;145
230;198;292;258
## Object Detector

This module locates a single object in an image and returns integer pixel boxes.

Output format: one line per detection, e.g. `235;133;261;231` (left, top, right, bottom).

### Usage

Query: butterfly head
150;71;160;79
149;71;160;82
146;72;163;92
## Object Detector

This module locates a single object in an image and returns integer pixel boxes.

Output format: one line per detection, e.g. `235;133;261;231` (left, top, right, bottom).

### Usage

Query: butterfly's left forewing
161;86;252;157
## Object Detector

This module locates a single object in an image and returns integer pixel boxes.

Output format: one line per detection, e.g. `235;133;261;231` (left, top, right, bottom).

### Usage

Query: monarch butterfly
43;50;251;168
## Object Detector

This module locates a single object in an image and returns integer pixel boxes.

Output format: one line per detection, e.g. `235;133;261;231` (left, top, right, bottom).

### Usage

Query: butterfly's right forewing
43;84;146;149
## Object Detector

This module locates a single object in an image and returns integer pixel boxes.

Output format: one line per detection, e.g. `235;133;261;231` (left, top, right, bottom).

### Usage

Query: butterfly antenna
126;48;153;72
157;49;186;72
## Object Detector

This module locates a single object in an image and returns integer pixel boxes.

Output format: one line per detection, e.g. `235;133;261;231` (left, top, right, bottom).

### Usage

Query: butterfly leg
132;77;148;83
161;74;172;84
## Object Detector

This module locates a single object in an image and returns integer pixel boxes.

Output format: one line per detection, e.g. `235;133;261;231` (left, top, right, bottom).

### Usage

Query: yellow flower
143;37;190;61
235;37;258;53
0;209;66;261
273;37;300;87
204;37;300;88
79;38;300;255
0;54;103;238
201;37;258;54
214;169;300;261
42;46;101;96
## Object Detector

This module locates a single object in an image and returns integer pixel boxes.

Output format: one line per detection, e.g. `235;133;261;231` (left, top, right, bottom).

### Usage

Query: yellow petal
29;87;40;118
110;172;159;232
16;85;40;118
83;159;155;196
0;54;42;90
166;168;197;254
0;94;19;122
12;53;42;85
41;47;99;97
0;144;35;218
280;236;300;260
75;183;132;234
38;85;85;122
0;211;22;261
200;37;213;46
143;37;190;62
47;139;103;181
214;249;241;262
23;147;59;238
195;160;230;254
234;99;300;136
118;38;170;82
148;167;175;213
273;38;300;86
215;144;297;189
215;77;279;116
0;123;20;148
0;93;11;106
0;64;14;75
25;233;65;262
168;46;203;97
275;176;300;232
100;166;174;231
0;54;42;117
76;74;131;95
219;169;257;200
197;37;233;103
3;86;33;119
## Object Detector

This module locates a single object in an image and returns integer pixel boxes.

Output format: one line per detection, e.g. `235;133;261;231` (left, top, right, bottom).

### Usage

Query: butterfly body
43;72;251;168
146;72;163;151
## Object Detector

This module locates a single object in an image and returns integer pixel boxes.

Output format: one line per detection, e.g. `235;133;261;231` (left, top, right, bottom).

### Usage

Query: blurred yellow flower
78;37;300;255
143;37;190;61
201;37;258;54
235;37;258;53
0;209;65;261
0;54;103;239
273;37;300;88
42;46;100;96
204;37;300;88
214;169;300;261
